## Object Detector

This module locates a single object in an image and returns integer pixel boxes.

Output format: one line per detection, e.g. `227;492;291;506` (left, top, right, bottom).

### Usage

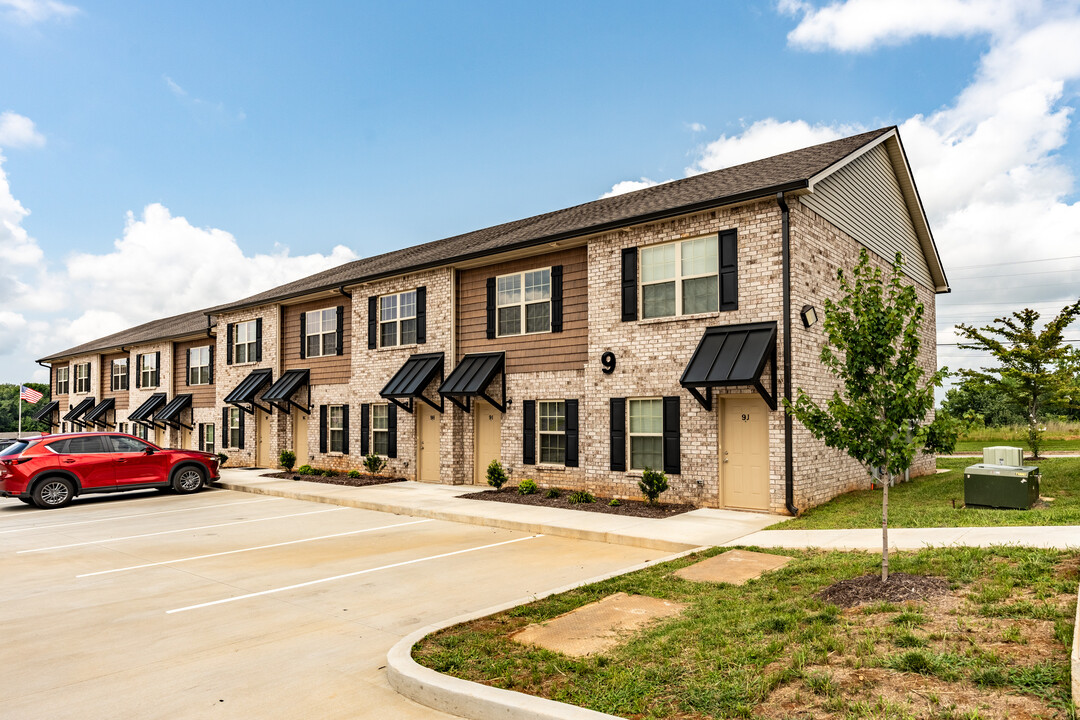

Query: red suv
0;432;220;509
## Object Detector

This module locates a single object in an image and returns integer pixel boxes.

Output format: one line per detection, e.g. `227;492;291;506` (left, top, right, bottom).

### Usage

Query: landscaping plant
786;250;946;582
567;490;595;504
347;469;362;479
544;488;560;499
363;452;387;475
638;467;669;504
278;450;296;471
296;464;314;475
517;478;537;495
486;459;509;489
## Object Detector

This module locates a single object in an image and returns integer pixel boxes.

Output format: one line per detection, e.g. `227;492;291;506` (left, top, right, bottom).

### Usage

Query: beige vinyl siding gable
801;142;933;288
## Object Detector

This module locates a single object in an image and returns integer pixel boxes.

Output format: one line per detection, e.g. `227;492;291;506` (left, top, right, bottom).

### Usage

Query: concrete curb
386;546;707;720
212;479;697;553
1072;580;1079;705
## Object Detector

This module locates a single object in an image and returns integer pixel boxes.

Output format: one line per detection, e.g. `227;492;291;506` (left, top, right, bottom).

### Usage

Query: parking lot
0;488;670;719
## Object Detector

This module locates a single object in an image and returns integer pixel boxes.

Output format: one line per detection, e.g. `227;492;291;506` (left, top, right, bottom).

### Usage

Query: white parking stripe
0;498;283;535
76;519;434;577
17;507;348;553
166;534;543;614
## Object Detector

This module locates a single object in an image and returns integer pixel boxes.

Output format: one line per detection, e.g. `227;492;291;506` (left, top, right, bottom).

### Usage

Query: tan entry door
180;425;192;450
292;407;310;467
154;425;164;448
255;408;272;467
473;400;502;485
721;397;770;510
417;408;441;483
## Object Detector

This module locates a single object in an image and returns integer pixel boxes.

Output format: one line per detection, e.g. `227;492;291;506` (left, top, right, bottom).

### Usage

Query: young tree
787;250;945;582
955;302;1080;459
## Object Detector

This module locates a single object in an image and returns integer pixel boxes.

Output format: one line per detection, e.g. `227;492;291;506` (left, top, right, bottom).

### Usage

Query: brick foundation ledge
1072;579;1079;704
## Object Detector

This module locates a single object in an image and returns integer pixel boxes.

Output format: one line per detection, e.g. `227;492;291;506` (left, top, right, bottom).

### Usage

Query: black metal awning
380;353;444;413
83;398;116;428
224;368;273;414
680;321;778;410
262;369;310;414
129;392;168;427
31;400;60;427
438;352;505;413
63;397;97;427
155;394;193;430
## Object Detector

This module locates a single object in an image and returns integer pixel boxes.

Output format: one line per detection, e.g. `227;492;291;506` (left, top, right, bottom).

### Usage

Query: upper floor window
234;320;258;364
538;400;566;465
189;346;211;385
305;308;339;357
139;353;159;388
628;398;663;470
56;367;70;395
74;363;91;394
497;268;550;336
640;236;718;319
380;291;416;347
111;359;128;391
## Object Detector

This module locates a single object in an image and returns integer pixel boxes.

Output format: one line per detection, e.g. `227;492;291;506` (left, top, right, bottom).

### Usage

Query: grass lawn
770;458;1080;530
414;547;1078;720
953;438;1080;454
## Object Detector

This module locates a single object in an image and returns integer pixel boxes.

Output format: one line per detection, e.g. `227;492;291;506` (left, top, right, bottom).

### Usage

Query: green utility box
963;464;1040;510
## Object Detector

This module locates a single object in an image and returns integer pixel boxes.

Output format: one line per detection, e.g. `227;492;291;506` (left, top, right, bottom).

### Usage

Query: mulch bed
262;471;406;488
461;486;694;518
815;572;950;607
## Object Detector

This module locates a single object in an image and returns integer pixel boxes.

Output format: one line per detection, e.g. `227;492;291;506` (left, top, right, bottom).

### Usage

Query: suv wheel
173;466;205;494
33;477;75;509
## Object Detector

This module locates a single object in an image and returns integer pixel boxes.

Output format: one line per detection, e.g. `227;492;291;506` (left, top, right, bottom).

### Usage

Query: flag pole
17;389;23;439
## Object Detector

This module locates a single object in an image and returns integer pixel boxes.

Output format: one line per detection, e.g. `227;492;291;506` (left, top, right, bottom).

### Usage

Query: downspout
338;284;352;299
778;192;798;517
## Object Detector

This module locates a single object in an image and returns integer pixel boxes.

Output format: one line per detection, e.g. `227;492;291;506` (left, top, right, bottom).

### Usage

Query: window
201;424;215;453
112;359;128;391
133;424;149;441
497;269;550;336
228;408;242;448
379;291;417;347
328;405;345;453
538;401;566;465
68;435;107;454
188;346;211;385
234;320;258;364
139;354;158;388
372;404;389;455
629;398;663;470
640;236;719;319
74;363;91;393
109;435;151;453
118;422;127;434
56;367;69;395
305;308;339;357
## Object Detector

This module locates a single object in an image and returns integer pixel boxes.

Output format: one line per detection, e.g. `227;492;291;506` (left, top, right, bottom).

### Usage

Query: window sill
495;330;551;340
231;361;261;368
535;463;567;471
636;311;723;326
376;343;419;352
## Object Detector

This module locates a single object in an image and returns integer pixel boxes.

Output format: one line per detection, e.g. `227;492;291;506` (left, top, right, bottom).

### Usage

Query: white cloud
685;122;707;133
0;112;46;149
163;75;246;126
600;177;666;199
0;0;78;24
689;118;863;174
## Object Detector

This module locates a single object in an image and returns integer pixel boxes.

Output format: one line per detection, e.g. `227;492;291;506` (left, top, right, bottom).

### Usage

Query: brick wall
215;307;278;467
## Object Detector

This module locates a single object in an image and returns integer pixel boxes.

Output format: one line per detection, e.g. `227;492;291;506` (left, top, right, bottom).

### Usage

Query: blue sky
2;0;1080;386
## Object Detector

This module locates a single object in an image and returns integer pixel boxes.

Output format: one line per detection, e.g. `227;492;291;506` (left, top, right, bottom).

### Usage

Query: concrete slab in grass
674;549;792;585
511;592;686;657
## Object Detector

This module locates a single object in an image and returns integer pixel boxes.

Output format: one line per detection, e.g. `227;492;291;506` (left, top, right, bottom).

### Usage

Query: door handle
115;459;127;463
62;459;76;464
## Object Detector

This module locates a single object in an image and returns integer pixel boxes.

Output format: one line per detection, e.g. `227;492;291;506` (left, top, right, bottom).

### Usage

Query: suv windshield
0;440;32;457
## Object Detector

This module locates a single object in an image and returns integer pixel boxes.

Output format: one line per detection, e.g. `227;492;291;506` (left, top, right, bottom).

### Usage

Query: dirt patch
262;471;406;488
816;573;950;607
675;549;793;585
460;486;694;518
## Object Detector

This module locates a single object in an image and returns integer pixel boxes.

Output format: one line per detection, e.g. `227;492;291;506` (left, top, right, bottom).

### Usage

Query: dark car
0;432;220;509
0;439;16;452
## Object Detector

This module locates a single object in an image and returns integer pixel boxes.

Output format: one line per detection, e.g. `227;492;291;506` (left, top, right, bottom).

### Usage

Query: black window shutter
135;355;142;389
198;423;204;451
719;229;738;312
255;318;263;362
522;400;536;465
336;306;344;356
610;398;626;471
416;286;427;344
110;361;116;391
565;399;579;467
153;351;160;387
621;248;638;322
360;403;370;456
185;349;191;386
221;407;229;448
226;323;235;365
237;409;246;450
663;396;681;475
341;404;350;454
208;346;214;384
387;403;398;458
367;296;377;349
87;364;92;394
550;266;563;333
319;405;328;453
485;277;496;339
299;311;306;359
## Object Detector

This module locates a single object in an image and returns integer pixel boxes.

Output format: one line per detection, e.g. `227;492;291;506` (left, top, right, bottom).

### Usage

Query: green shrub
217;453;229;467
279;450;296;471
923;412;960;455
297;464;314;475
545;488;560;499
321;469;337;477
638;467;669;504
608;498;620;507
518;478;538;495
486;459;509;489
567;490;595;504
363;453;387;475
347;469;362;479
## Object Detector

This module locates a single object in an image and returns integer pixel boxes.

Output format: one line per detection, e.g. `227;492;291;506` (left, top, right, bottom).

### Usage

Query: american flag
19;386;43;404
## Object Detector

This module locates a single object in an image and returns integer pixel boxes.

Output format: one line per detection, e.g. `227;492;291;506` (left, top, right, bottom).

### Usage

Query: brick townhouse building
36;126;948;514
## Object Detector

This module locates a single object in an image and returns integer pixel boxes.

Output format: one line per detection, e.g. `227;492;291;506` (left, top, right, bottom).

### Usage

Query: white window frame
229;408;242;448
133;423;148;441
234;320;258;364
56;367;70;395
139;354;158;388
538;400;566;466
112;359;128;391
74;363;91;394
188;346;211;385
304;307;339;358
496;268;551;337
378;290;417;348
328;405;345;453
628;398;664;471
371;404;389;456
202;423;216;453
639;235;719;319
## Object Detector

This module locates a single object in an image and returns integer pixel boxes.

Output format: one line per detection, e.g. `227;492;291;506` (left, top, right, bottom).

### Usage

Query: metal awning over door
155;394;193;429
680;322;778;410
262;369;310;413
83;398;116;428
380;353;444;413
224;368;273;414
438;352;506;412
63;397;97;428
32;400;60;428
129;393;168;427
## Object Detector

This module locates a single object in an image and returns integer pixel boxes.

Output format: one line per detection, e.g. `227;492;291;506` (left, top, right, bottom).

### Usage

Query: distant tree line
0;383;51;433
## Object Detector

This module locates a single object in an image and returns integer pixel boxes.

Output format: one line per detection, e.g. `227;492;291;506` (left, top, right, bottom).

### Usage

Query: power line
948;253;1080;270
937;338;1080;347
952;267;1080;281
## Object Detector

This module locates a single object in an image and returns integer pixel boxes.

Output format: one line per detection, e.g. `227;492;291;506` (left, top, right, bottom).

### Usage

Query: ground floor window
538;400;566;464
328;405;345;453
629;398;663;470
133;424;149;441
201;423;215;453
118;422;127;434
228;408;241;448
372;404;388;455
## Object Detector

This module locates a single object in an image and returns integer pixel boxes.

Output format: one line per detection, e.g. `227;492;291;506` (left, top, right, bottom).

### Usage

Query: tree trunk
881;470;890;583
